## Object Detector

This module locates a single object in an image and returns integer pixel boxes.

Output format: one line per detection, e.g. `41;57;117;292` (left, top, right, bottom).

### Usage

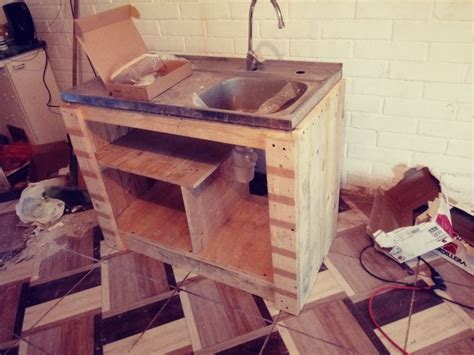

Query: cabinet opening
115;177;193;253
87;120;274;284
197;194;273;283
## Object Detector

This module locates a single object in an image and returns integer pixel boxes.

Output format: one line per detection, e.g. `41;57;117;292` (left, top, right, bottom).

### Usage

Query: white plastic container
231;146;258;183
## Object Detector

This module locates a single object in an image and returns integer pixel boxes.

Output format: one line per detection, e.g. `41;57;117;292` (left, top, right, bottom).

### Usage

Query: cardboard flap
74;5;147;83
75;5;140;37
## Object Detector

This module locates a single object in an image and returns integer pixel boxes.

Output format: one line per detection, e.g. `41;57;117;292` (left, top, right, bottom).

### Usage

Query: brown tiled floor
0;190;473;354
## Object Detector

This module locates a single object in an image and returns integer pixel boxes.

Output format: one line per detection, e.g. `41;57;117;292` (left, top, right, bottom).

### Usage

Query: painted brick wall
11;0;473;205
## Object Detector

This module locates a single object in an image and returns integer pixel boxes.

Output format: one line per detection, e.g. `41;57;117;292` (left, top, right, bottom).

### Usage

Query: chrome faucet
247;0;285;71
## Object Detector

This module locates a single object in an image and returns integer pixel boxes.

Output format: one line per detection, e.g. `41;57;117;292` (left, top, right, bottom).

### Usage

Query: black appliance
3;2;37;45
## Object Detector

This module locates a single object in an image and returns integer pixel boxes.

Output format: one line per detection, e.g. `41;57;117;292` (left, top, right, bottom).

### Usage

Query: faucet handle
247;50;265;64
254;51;265;64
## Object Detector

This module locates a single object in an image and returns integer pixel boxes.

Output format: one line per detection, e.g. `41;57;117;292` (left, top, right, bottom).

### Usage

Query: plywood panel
295;80;345;307
181;157;248;253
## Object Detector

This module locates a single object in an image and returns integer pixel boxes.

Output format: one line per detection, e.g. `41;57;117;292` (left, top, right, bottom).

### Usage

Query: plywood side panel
295;80;345;305
86;120;130;151
101;168;151;217
324;81;345;255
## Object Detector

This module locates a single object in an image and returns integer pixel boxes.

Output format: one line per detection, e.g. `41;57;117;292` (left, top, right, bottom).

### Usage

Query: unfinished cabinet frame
61;80;345;315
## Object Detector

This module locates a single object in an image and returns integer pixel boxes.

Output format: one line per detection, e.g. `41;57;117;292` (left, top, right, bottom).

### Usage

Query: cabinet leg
266;138;301;314
61;107;124;250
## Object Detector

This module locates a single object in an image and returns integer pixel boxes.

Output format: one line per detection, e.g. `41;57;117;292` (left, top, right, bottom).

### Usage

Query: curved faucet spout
270;0;285;29
247;0;285;71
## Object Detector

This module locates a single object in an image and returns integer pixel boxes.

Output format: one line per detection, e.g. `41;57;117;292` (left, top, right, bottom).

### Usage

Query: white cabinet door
6;49;67;144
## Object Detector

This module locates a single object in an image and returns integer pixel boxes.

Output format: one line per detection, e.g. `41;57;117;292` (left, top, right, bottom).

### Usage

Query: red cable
368;284;433;355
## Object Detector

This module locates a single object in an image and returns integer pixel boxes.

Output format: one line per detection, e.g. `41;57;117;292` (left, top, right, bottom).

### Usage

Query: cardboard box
368;167;454;262
434;207;474;275
435;238;474;275
74;5;192;101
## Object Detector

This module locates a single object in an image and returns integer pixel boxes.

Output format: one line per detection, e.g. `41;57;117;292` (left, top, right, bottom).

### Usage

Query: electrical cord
41;46;60;109
368;284;430;355
359;245;474;310
363;246;473;354
418;256;446;290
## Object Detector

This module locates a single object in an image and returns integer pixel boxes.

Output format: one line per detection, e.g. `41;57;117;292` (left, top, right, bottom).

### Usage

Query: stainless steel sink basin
198;77;307;114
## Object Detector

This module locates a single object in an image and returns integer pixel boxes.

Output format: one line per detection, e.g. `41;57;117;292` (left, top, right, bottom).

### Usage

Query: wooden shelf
117;181;193;252
96;129;233;189
198;195;273;283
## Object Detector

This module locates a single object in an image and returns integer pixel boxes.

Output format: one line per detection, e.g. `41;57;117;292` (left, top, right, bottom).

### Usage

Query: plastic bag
16;178;65;225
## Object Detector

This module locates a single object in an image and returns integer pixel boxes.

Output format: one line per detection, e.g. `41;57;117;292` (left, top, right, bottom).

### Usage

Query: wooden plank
75;104;291;149
181;157;248;253
95;129;234;189
116;181;193;253
323;80;345;256
123;231;275;302
265;79;345;315
61;107;124;249
295;80;345;306
265;137;300;314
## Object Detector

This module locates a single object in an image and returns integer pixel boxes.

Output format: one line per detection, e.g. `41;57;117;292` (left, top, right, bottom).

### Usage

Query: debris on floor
0;210;33;268
0;208;98;272
368;166;473;272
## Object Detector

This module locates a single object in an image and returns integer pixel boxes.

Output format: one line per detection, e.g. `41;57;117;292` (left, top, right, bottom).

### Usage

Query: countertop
60;56;342;131
0;40;45;61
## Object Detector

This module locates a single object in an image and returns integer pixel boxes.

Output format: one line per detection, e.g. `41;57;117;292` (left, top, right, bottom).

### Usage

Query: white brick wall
22;0;473;206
